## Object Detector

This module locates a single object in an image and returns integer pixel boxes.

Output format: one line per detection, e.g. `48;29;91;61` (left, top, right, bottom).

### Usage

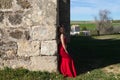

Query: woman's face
59;27;65;33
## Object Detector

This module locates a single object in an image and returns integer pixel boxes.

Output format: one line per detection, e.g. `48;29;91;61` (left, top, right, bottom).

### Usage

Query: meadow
71;21;120;31
71;21;96;30
1;34;120;80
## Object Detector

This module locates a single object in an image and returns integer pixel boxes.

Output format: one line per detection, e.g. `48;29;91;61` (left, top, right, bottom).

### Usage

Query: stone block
1;28;30;41
0;0;13;9
0;28;4;38
31;25;56;41
17;40;40;57
0;58;4;69
5;49;17;58
23;9;44;26
8;13;22;25
41;40;57;56
45;0;57;24
23;0;57;26
0;12;4;23
3;58;31;69
0;40;17;59
9;30;23;39
30;56;57;72
16;0;31;9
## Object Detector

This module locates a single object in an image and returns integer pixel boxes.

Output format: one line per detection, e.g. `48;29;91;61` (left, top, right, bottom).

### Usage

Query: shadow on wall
68;36;120;75
59;0;70;40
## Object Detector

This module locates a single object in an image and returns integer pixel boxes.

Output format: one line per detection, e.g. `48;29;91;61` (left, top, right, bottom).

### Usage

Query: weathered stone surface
9;30;23;39
41;40;57;56
5;49;16;58
16;0;31;9
0;0;70;73
31;25;56;41
4;58;31;69
0;12;4;22
45;1;56;24
0;28;30;41
30;56;57;72
0;58;4;69
0;0;13;9
24;31;30;40
23;0;57;26
12;0;22;12
17;40;40;57
0;28;4;38
0;28;9;39
23;7;44;26
0;40;17;59
8;13;22;25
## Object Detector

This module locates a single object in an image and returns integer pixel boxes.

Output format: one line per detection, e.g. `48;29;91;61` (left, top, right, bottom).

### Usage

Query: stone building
0;0;70;72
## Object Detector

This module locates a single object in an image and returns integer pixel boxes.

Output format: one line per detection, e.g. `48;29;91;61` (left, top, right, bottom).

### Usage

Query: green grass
71;21;96;30
93;34;120;39
78;23;96;30
68;34;120;79
71;21;120;31
1;34;120;80
0;67;64;80
1;67;120;80
113;23;120;26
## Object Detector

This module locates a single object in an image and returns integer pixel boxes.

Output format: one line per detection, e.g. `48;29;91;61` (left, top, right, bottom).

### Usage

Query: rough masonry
0;0;70;72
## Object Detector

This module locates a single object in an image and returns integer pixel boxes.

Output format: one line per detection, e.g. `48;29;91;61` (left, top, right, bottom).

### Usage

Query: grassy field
71;21;120;31
77;23;96;30
71;21;96;30
0;34;120;80
68;34;120;79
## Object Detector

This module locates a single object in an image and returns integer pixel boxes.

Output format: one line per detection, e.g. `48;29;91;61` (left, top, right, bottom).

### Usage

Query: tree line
94;9;120;35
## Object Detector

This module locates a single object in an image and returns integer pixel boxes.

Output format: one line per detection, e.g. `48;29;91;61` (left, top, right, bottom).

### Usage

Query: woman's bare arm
60;34;68;53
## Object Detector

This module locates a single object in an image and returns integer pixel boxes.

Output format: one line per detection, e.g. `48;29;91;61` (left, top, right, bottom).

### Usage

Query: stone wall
0;0;58;72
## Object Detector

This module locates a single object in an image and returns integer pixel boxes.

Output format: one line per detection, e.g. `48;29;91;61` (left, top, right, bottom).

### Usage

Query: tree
95;9;113;35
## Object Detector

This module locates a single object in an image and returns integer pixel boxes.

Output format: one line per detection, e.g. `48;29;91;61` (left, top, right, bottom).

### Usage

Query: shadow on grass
67;35;120;75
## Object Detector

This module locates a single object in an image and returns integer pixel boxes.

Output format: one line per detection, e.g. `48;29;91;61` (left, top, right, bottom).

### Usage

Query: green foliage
79;31;85;36
0;67;64;80
71;21;120;30
1;67;120;80
112;23;120;26
82;26;87;30
79;23;96;30
71;21;96;31
90;30;98;36
71;21;120;36
112;20;120;23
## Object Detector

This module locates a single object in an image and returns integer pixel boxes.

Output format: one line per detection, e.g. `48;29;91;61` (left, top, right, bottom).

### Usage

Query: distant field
112;23;120;26
78;23;96;30
71;21;95;24
71;21;120;31
71;21;96;30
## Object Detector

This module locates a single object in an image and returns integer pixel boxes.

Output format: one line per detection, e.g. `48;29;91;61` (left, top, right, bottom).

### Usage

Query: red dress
58;37;76;77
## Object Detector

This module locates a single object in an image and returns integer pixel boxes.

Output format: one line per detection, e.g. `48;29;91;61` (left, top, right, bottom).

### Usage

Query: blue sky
71;0;120;21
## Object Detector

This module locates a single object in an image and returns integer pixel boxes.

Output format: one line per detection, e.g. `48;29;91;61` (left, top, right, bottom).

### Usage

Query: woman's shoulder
60;34;65;37
60;34;66;40
60;34;66;39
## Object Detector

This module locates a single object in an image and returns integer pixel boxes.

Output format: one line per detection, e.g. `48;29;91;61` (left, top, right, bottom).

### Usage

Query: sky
71;0;120;21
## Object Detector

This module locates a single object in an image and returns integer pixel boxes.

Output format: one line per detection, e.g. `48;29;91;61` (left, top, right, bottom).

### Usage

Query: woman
58;25;76;77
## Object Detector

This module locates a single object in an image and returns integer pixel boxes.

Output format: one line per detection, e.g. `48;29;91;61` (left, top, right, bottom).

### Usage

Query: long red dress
58;37;76;77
